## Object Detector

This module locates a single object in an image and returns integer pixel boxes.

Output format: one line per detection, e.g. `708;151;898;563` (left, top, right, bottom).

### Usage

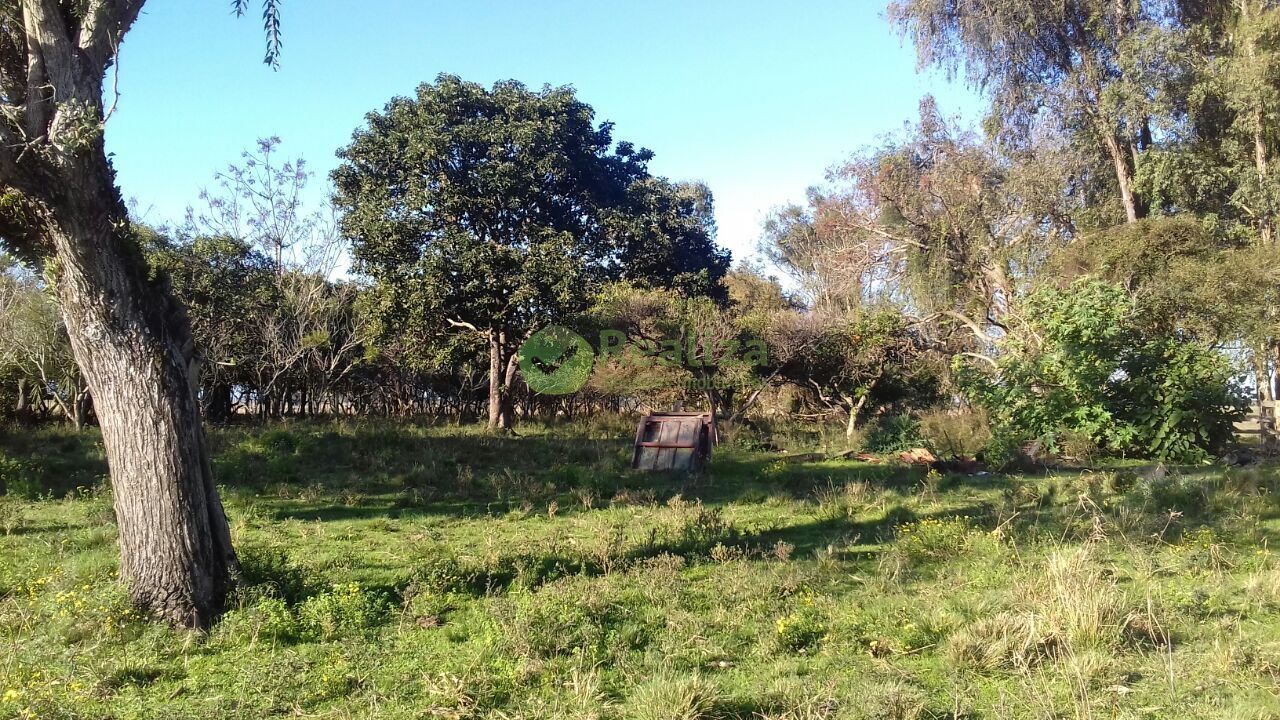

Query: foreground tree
0;1;281;627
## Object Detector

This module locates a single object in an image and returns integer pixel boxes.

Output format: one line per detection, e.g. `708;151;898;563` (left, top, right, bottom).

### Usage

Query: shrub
1037;546;1131;651
862;414;923;454
959;279;1247;463
0;455;41;499
297;583;391;640
0;496;21;535
917;407;991;457
508;590;601;659
658;502;744;557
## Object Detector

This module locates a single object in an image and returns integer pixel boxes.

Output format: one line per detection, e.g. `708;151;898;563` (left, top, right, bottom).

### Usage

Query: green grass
3;418;1280;718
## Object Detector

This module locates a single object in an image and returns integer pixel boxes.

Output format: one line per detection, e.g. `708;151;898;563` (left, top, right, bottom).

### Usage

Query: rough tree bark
486;327;517;430
0;0;237;627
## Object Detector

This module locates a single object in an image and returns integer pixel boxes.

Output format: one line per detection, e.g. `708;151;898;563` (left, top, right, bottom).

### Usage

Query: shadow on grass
0;425;107;498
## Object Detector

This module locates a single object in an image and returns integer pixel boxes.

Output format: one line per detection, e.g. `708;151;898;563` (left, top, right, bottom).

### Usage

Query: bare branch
447;317;482;334
960;351;998;369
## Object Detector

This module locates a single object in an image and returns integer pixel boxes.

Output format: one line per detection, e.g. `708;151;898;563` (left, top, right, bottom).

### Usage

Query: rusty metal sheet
631;412;713;473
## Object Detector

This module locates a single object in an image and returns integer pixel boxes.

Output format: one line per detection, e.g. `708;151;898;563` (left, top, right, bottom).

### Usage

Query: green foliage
236;545;315;606
1120;338;1248;460
888;516;996;568
862;414;924;454
333;75;729;381
960;279;1247;462
296;583;391;640
773;595;827;653
917;407;991;457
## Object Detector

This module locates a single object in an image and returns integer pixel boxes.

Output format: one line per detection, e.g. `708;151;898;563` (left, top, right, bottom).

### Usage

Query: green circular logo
518;325;595;395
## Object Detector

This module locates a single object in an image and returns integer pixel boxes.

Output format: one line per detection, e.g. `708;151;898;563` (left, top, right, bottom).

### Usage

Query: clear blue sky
106;0;981;264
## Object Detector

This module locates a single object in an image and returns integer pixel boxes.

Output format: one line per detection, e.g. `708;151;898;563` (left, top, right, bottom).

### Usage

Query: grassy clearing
2;419;1280;718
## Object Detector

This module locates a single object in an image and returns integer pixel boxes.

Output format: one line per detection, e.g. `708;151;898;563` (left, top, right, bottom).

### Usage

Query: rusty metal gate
631;412;714;472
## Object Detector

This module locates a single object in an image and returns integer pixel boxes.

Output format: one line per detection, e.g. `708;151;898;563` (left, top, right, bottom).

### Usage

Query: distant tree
334;75;729;430
778;311;923;441
182;139;371;420
763;99;1050;357
187;137;323;274
890;0;1186;224
145;231;275;422
0;264;88;428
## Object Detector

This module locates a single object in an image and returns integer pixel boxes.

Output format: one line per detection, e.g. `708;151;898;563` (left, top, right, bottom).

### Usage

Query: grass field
2;419;1280;719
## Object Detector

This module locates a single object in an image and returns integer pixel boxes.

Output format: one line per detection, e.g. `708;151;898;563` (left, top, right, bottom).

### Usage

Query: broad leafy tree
334;75;728;430
145;231;275;422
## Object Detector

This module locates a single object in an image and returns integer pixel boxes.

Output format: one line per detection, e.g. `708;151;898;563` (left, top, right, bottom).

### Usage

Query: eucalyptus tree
0;0;281;627
762;99;1049;348
1170;0;1280;244
890;0;1186;224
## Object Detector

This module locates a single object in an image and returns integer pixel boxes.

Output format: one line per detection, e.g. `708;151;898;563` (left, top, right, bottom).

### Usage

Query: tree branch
77;0;146;72
446;317;482;334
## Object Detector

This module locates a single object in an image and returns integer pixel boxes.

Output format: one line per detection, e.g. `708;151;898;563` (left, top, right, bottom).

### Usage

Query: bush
297;583;391;640
917;407;991;457
959;279;1247;463
862;415;923;454
0;455;41;499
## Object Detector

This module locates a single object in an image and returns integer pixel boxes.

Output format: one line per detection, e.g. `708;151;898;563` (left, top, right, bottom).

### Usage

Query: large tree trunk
0;0;238;627
205;382;234;424
46;162;237;628
1242;0;1275;245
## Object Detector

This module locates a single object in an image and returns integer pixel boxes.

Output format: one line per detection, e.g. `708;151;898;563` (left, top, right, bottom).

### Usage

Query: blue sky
106;0;981;265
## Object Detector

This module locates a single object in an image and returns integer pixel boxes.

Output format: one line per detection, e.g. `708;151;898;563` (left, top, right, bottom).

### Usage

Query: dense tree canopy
333;75;730;429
